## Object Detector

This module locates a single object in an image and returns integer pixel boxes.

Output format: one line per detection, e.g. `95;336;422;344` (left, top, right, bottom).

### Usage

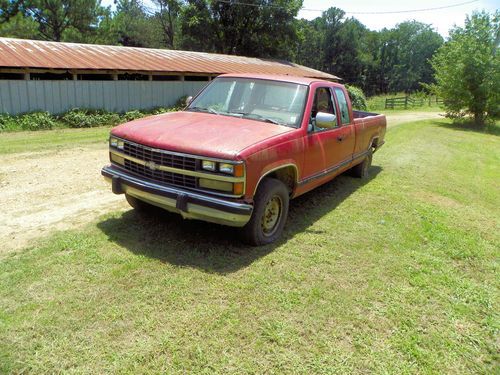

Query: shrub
123;110;145;122
61;109;121;128
0;100;182;132
0;114;16;131
346;85;367;110
18;112;56;131
429;11;500;126
148;107;176;115
175;95;189;109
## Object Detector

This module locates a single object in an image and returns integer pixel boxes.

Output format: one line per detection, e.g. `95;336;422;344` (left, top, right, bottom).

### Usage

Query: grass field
1;118;499;373
0;126;111;154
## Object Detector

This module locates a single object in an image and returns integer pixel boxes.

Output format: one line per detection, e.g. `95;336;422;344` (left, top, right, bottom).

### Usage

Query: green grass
0;126;111;154
1;119;499;373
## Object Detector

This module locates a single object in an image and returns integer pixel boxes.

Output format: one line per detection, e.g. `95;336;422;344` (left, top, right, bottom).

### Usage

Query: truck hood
111;111;294;159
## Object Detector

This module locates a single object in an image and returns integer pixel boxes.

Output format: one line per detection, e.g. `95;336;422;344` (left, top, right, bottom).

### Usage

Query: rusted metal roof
0;38;339;80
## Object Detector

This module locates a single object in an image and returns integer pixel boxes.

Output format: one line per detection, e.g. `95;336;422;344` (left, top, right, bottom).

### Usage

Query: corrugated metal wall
0;80;208;115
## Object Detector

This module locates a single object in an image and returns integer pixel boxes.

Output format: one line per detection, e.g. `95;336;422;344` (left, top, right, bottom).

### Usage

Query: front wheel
125;194;155;212
240;178;289;246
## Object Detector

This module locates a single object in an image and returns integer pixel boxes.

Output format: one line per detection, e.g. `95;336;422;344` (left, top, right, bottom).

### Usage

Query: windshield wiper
228;111;284;125
188;106;220;115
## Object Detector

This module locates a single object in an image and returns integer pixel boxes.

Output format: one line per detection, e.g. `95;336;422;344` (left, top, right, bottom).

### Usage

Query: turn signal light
233;182;244;195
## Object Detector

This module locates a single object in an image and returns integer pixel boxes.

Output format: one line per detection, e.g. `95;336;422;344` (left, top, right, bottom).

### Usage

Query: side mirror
184;96;193;107
315;112;337;129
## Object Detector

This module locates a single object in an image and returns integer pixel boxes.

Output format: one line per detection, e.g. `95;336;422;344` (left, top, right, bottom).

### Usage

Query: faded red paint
110;74;386;202
112;111;295;160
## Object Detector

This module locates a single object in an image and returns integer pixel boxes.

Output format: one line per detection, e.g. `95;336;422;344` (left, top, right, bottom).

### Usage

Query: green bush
0;95;198;132
346;85;367;110
18;112;56;131
0;114;15;131
147;107;176;115
61;109;122;128
429;11;499;126
123;110;145;121
175;95;189;109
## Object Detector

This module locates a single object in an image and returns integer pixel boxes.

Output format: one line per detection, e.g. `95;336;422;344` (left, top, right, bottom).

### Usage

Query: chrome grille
123;141;197;171
124;159;196;189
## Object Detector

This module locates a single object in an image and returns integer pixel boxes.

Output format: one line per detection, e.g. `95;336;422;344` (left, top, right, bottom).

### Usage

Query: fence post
404;96;408;109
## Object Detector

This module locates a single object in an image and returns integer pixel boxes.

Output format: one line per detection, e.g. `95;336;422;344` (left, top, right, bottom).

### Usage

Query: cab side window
312;87;335;118
334;88;350;125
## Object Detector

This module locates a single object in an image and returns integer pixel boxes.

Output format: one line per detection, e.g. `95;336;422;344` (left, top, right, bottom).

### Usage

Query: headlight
201;160;216;171
109;136;118;147
219;163;234;174
117;140;124;150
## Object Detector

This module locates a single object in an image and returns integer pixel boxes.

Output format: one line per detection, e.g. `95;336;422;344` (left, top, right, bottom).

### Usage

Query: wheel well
258;165;297;196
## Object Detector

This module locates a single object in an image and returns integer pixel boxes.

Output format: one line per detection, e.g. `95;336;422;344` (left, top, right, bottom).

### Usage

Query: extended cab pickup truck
102;73;386;245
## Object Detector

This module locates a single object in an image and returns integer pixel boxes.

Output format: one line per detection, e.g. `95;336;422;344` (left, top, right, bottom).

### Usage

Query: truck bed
353;110;381;119
352;110;387;155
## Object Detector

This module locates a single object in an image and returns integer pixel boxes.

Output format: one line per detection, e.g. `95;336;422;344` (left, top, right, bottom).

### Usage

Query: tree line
1;1;498;125
0;0;444;96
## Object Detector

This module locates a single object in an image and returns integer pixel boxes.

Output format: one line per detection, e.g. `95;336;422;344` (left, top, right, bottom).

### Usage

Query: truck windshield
187;77;308;128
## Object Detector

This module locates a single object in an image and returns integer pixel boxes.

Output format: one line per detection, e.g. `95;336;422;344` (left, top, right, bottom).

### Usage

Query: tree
295;8;377;92
430;11;499;126
370;22;444;94
180;0;302;59
0;0;22;22
0;12;41;39
152;0;182;49
22;0;107;41
380;21;443;93
110;0;162;47
295;18;324;71
294;9;442;96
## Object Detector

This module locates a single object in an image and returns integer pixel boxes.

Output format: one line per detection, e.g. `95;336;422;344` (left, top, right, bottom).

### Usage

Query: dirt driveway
0;111;442;253
0;146;127;252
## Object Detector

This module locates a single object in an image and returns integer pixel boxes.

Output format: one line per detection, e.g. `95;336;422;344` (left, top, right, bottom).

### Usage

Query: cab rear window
334;88;350;125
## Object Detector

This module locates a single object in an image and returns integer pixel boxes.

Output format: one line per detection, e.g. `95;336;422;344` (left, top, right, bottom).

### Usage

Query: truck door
302;87;355;181
331;87;355;168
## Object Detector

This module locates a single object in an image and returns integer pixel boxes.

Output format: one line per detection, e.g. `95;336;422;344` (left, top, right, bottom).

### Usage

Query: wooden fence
385;96;443;109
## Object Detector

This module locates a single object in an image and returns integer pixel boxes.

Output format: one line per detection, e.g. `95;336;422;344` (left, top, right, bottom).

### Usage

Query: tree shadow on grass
97;167;382;274
435;120;500;136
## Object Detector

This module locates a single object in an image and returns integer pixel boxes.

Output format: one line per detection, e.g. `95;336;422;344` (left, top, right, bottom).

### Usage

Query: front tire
125;194;154;212
241;178;289;246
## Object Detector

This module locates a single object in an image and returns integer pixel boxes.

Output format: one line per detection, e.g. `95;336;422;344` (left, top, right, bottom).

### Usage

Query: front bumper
101;165;252;227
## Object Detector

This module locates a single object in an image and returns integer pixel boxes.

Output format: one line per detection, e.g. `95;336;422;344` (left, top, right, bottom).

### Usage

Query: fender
253;161;299;196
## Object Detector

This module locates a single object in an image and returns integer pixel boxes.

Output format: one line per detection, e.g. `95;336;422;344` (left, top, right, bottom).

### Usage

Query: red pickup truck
102;73;386;245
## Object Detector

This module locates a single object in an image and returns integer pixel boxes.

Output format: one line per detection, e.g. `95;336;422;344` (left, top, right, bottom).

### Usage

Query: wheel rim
261;195;282;237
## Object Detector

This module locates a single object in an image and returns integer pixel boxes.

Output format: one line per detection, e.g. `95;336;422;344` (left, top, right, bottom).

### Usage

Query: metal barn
0;38;338;115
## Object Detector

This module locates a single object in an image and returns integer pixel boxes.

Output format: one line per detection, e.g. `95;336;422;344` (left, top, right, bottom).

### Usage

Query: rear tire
240;178;289;246
125;194;154;212
351;149;372;179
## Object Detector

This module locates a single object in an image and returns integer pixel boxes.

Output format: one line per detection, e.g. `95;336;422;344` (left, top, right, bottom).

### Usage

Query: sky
101;0;499;37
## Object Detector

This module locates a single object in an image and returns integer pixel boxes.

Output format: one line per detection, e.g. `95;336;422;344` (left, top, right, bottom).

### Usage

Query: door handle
337;135;344;142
